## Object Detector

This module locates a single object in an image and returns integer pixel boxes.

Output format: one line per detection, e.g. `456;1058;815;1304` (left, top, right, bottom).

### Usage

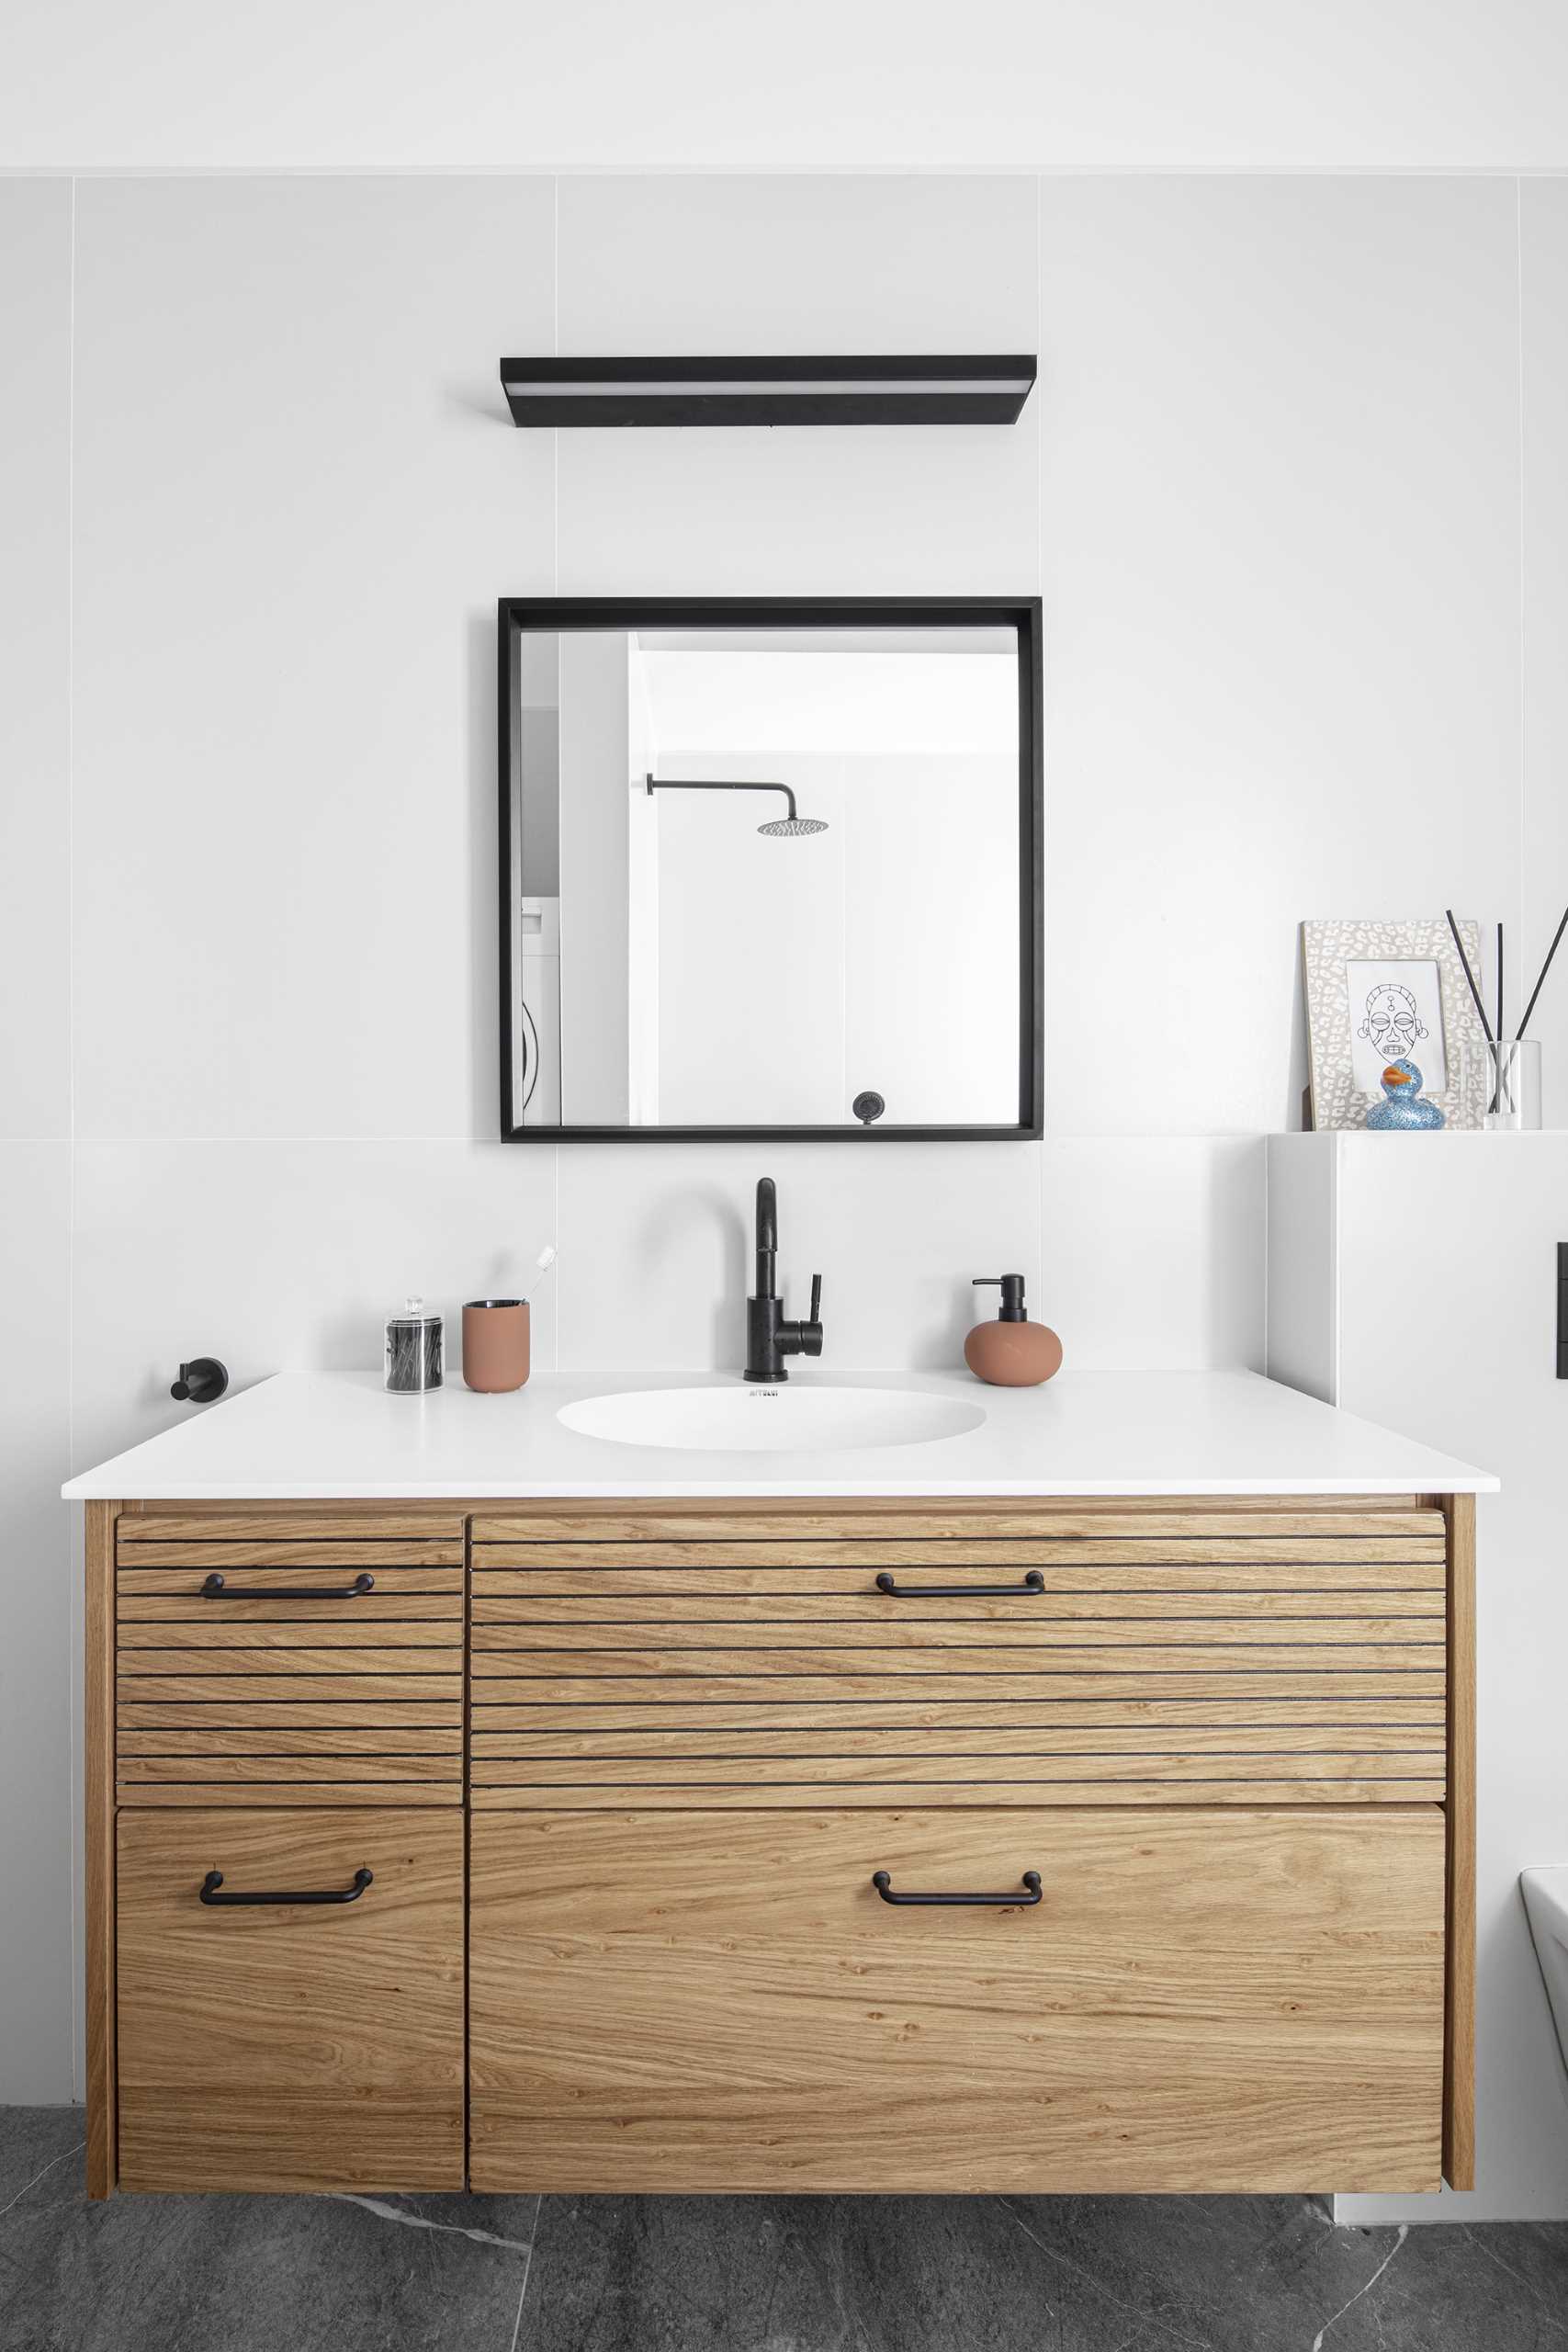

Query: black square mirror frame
497;595;1044;1143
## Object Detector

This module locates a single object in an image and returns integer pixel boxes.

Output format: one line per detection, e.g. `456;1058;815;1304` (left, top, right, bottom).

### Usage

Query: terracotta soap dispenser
964;1274;1063;1388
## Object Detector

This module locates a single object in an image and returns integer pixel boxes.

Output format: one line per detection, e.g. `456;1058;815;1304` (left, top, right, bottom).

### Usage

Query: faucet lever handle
809;1272;822;1326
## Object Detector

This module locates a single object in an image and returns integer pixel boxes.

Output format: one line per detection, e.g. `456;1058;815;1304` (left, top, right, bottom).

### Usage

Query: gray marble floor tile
1349;2221;1568;2352
0;2109;84;2220
3;2109;1567;2352
988;2196;1566;2352
0;2117;537;2352
517;2191;1171;2351
516;2191;1568;2352
1001;2191;1364;2349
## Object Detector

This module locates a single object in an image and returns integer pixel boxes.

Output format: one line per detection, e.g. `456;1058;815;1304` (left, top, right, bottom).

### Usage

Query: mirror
499;599;1043;1140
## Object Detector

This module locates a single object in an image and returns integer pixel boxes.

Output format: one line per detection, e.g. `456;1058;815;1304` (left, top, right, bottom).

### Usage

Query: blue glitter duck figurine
1366;1057;1445;1130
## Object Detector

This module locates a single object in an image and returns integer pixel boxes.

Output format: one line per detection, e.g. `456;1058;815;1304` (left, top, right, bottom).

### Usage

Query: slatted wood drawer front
116;1513;465;1805
469;1805;1445;2192
469;1503;1448;1806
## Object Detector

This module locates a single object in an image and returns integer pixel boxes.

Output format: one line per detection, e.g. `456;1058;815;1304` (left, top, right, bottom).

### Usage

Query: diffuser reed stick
1445;909;1494;1045
1516;902;1568;1041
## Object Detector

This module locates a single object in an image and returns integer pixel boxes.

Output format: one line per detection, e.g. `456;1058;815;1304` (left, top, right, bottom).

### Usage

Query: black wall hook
171;1357;229;1405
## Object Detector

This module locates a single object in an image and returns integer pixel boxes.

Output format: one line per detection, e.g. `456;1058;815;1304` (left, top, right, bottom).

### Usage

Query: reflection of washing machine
518;897;561;1125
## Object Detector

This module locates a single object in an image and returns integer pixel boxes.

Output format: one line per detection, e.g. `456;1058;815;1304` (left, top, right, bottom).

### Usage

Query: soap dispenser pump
964;1275;1063;1388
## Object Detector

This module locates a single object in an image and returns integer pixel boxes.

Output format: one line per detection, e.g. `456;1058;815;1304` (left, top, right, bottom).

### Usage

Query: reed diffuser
1447;906;1566;1129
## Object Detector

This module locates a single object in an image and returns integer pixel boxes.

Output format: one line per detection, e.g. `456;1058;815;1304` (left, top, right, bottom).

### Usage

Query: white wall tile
0;183;72;1139
556;175;1039;356
555;176;1041;596
1038;176;1522;1136
1041;1137;1266;1369
557;424;1041;600
554;1142;1043;1374
0;1146;73;2098
554;1136;1264;1377
70;177;556;1143
70;1141;558;1474
1521;183;1568;1130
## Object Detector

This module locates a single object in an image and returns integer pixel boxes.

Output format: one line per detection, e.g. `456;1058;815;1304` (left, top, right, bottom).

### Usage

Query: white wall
643;644;1021;1127
1523;182;1568;1132
652;754;848;1126
1269;1135;1568;2224
648;748;1018;1129
0;179;74;2105
557;631;632;1125
5;1;1567;169
1040;175;1527;1135
0;170;1561;2124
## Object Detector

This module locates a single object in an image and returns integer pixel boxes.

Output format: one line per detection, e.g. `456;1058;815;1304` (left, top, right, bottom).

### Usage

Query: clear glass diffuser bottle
1483;1039;1542;1131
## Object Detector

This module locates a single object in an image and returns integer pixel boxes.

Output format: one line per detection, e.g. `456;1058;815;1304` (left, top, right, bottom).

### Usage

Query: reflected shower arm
644;774;798;822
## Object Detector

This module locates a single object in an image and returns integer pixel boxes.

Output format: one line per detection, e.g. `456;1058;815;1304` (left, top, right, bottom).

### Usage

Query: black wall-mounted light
499;355;1036;428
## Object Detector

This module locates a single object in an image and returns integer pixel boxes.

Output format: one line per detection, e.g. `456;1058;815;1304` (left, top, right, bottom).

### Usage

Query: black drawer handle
201;1571;375;1600
200;1867;373;1906
874;1569;1043;1599
872;1869;1043;1908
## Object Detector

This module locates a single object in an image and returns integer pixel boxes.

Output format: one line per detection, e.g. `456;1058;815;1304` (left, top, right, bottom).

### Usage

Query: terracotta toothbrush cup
462;1299;531;1393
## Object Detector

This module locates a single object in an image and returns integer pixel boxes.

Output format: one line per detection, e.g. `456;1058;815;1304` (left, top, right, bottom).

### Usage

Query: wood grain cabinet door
469;1805;1445;2195
117;1808;464;2192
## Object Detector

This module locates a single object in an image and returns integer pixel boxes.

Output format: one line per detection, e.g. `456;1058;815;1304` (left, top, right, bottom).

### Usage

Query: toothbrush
525;1244;557;1303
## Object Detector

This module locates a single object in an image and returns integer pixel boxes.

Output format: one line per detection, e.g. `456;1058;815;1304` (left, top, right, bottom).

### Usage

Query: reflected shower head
758;813;829;838
645;773;828;837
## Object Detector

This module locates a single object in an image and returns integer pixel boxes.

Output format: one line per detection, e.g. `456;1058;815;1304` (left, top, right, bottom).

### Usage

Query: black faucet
743;1177;824;1383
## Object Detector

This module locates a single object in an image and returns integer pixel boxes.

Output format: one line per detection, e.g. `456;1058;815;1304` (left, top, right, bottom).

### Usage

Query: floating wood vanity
71;1368;1486;2206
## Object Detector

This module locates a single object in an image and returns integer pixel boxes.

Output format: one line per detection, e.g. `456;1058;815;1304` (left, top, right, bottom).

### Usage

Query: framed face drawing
1302;918;1490;1130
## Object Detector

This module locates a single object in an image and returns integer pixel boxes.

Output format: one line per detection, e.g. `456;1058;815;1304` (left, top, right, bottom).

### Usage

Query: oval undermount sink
558;1385;987;1454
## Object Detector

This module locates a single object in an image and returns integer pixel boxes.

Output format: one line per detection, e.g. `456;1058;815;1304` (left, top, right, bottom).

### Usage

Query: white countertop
61;1368;1497;1501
